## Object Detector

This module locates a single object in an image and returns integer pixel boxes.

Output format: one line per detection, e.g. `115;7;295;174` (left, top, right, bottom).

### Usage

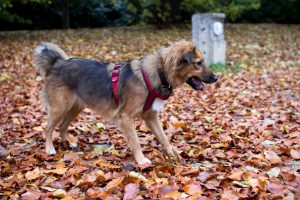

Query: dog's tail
33;42;68;78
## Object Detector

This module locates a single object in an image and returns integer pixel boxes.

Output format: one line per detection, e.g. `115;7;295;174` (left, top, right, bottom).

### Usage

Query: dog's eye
196;61;204;66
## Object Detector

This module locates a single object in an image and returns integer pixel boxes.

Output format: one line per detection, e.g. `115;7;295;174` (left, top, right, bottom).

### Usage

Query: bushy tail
33;42;68;78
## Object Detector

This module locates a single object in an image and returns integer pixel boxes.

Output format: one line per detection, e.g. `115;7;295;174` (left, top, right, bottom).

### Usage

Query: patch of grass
210;63;227;73
210;62;242;74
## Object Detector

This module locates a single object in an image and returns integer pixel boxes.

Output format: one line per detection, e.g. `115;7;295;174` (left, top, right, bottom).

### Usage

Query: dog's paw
69;141;78;149
138;158;152;166
46;146;57;155
166;146;181;163
67;134;78;149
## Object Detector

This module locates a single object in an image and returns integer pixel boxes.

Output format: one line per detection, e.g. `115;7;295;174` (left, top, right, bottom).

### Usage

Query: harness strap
157;67;169;86
112;64;122;105
112;61;172;111
142;68;172;112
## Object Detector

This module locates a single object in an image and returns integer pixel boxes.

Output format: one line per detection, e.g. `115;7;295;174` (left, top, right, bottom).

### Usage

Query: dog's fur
33;41;217;165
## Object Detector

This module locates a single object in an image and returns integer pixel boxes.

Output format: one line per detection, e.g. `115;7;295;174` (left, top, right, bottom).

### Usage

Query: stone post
192;13;226;66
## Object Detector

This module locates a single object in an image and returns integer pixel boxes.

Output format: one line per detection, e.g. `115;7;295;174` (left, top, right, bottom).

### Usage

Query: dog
33;41;217;165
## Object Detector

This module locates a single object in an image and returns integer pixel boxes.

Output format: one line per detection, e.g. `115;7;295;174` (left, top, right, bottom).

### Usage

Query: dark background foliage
0;0;299;30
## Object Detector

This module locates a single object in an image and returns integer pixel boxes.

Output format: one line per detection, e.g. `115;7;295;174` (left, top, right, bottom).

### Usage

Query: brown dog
33;41;217;165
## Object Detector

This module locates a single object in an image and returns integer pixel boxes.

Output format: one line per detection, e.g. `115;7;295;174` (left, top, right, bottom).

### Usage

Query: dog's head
162;41;218;90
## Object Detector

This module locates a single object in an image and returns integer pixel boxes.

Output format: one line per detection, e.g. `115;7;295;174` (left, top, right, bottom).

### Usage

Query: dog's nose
211;74;218;82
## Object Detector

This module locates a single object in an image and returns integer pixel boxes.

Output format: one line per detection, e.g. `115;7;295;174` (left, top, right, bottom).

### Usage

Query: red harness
112;64;172;112
141;69;172;111
112;64;122;105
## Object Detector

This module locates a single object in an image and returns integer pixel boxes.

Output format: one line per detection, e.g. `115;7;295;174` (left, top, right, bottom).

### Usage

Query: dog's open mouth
187;76;204;91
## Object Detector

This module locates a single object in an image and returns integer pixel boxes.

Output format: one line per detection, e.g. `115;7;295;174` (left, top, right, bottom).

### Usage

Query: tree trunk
61;0;70;29
170;0;182;24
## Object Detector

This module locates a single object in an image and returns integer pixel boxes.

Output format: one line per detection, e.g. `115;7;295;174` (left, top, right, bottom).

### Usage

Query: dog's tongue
187;76;204;91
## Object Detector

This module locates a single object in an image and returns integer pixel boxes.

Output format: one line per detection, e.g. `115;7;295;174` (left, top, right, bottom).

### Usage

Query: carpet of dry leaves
0;24;299;200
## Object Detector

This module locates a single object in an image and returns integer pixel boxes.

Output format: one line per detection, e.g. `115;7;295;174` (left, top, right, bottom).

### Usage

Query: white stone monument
192;13;226;66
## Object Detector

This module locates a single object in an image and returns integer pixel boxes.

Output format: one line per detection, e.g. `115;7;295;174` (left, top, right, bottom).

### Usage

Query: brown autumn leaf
39;186;57;192
139;122;150;132
165;190;182;200
198;171;218;182
105;176;124;191
158;185;178;199
280;171;296;181
53;189;67;198
182;181;203;197
220;188;239;200
97;161;120;169
63;151;80;161
86;188;102;199
25;167;41;181
33;126;44;131
77;173;98;187
43;168;68;175
228;168;244;181
290;149;300;159
266;183;285;194
21;190;41;200
68;166;89;175
264;150;282;164
123;183;140;200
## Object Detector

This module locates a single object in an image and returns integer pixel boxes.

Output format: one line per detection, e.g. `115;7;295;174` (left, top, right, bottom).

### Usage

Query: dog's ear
181;47;196;65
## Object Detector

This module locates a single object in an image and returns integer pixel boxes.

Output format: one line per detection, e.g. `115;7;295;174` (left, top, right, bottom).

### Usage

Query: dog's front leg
142;111;180;162
117;116;152;166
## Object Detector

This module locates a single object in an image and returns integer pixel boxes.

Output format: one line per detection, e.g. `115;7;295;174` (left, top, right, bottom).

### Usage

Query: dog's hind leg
117;115;152;166
59;103;82;149
142;111;181;162
44;86;72;155
45;107;66;155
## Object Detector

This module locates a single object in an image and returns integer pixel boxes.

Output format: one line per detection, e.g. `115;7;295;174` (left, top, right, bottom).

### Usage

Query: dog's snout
200;73;218;84
211;74;218;83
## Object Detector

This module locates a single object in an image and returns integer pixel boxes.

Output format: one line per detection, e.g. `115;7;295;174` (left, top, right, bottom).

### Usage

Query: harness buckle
159;85;172;97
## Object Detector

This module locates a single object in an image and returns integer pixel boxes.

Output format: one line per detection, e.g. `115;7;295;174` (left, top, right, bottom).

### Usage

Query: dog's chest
151;98;167;112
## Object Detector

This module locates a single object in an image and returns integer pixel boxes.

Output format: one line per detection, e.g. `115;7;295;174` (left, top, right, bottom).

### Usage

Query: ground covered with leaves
0;24;299;199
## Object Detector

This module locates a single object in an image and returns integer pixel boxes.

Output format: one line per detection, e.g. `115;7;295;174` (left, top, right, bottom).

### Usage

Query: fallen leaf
105;176;124;191
33;126;44;131
21;190;41;200
40;186;57;192
139;122;150;132
266;167;280;177
25;167;41;181
198;171;217;182
232;180;248;188
97;161;120;169
264;150;282;164
53;189;67;198
228;168;244;180
68;166;89;175
123;183;139;200
43;168;68;175
290;149;300;159
204;116;212;123
280;171;296;181
165;190;182;200
13;118;20;125
220;188;239;200
86;188;102;199
129;171;148;182
182;181;203;197
266;183;285;194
